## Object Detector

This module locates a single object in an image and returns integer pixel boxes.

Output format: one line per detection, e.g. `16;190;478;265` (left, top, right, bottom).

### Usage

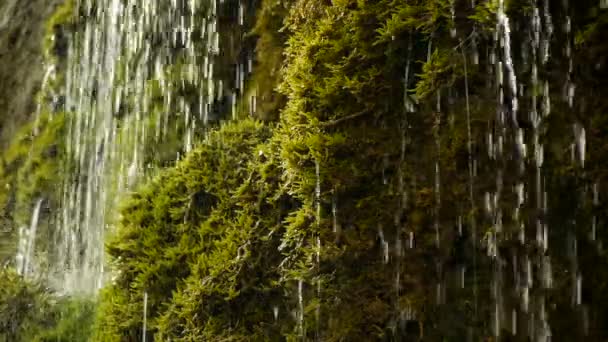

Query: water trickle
331;192;340;234
33;65;56;134
576;274;582;306
516;128;526;159
449;0;457;38
15;199;43;277
457;215;463;237
297;279;304;337
567;83;576;108
573;122;586;167
593;182;599;206
142;291;148;342
378;226;389;264
542;256;553;289
497;0;519;123
408;231;414;249
460;265;466;289
315;160;321;225
512;309;517;335
433;107;441;248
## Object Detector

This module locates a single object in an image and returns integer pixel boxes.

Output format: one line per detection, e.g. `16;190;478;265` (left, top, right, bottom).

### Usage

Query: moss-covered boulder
93;119;289;340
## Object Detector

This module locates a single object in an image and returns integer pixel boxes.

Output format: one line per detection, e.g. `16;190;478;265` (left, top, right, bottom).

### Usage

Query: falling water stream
15;198;43;277
49;0;255;294
142;291;148;342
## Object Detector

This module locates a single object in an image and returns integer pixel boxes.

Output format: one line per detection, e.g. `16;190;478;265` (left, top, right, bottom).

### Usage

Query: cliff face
93;0;608;340
1;0;608;340
0;0;61;146
0;0;63;264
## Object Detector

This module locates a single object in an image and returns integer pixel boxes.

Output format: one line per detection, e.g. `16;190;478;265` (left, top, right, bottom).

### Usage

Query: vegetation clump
94;119;284;340
94;0;608;340
0;112;66;262
0;267;95;342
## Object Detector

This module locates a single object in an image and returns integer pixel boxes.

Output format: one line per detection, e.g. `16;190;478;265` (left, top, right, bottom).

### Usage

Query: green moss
0;112;66;260
575;9;608;47
28;298;96;342
247;0;292;121
0;268;95;342
92;0;608;340
94;119;283;340
0;0;76;262
376;0;452;40
0;268;50;341
413;48;463;100
43;0;76;61
94;0;475;339
469;0;499;28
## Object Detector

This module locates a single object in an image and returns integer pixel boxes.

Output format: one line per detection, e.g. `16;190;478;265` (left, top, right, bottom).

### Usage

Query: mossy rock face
0;268;46;341
47;0;608;340
0;0;64;146
0;112;66;263
94;119;284;340
0;0;76;262
93;0;449;339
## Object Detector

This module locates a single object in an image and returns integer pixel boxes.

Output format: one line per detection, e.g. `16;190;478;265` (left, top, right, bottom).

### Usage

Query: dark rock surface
0;0;61;147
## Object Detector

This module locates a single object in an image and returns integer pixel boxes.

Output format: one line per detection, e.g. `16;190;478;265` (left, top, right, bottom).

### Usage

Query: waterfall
15;198;44;277
49;0;254;294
